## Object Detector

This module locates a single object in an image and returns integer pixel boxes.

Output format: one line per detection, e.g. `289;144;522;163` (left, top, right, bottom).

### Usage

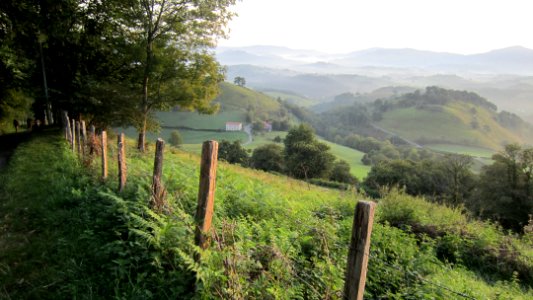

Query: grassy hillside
149;82;282;146
1;133;532;299
216;81;281;112
261;89;320;107
377;98;531;150
158;82;280;129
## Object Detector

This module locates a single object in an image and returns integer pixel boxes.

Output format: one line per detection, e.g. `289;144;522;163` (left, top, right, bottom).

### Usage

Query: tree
0;0;136;128
118;0;237;151
440;154;475;207
251;143;284;173
329;160;357;184
469;144;533;231
168;130;182;147
233;76;246;87
218;139;249;166
284;124;335;179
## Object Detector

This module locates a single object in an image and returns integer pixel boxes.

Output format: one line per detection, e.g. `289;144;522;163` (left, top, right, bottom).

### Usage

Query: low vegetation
1;133;532;299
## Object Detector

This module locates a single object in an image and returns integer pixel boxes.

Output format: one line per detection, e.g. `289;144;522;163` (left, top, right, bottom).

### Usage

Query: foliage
284;124;335;179
233;76;246;87
329;160;357;184
168;130;183;147
218;139;249;166
469;144;533;231
1;133;532;299
250;143;284;173
363;155;476;207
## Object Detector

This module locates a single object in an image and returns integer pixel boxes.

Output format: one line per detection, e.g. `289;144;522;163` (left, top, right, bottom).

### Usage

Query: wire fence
370;253;477;299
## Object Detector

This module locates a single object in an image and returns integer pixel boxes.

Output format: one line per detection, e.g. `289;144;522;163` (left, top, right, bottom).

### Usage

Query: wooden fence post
194;140;219;251
117;133;126;192
101;131;108;180
151;138;165;210
81;121;87;144
62;111;71;142
71;119;76;152
89;125;96;155
76;121;81;156
80;121;87;158
343;201;376;300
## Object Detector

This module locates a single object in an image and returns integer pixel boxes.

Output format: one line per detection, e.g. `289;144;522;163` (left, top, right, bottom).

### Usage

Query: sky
218;0;533;54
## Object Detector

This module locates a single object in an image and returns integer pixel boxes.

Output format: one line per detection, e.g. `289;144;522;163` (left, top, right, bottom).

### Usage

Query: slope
158;81;282;130
375;87;533;150
1;133;532;298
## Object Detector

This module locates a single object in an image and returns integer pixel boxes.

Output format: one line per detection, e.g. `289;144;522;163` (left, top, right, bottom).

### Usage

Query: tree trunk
137;113;147;152
138;40;151;152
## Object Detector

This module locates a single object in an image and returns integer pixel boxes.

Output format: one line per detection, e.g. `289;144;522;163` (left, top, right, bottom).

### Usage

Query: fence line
59;112;380;298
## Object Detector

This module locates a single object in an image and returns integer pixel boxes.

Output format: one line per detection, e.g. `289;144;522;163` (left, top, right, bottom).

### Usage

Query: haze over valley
217;45;533;122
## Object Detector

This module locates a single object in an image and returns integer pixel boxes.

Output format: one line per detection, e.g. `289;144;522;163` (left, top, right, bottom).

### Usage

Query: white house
225;122;243;131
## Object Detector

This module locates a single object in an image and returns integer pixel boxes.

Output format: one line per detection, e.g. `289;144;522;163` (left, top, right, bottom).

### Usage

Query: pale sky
219;0;533;54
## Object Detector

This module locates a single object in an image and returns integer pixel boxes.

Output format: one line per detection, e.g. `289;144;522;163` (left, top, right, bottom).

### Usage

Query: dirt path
370;123;423;148
243;124;253;145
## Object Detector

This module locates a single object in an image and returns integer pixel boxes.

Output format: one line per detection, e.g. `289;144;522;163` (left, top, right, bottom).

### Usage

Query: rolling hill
145;82;371;178
374;87;533;150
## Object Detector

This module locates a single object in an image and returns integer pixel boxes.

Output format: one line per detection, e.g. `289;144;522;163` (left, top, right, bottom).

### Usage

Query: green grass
244;131;286;149
1;133;532;298
262;90;319;107
377;102;524;150
216;82;281;112
118;127;248;152
378;106;481;144
320;139;371;180
2;133;533;299
157;110;247;130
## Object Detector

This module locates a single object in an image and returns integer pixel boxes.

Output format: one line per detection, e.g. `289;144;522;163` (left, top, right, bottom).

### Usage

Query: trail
370;123;489;165
0;132;33;171
370;123;422;148
243;124;253;145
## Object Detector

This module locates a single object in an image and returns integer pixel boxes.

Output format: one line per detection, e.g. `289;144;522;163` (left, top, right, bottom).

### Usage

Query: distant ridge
216;45;533;75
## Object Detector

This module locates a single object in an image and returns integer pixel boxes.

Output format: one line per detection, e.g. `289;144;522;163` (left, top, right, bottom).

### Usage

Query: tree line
0;0;236;148
363;144;533;233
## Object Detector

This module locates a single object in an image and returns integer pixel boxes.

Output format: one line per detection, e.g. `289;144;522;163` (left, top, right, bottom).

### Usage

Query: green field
262;90;319;107
320;139;371;180
216;82;281;112
118;127;247;150
244;131;286;149
377;102;524;150
158;110;246;129
2;133;531;299
378;106;481;145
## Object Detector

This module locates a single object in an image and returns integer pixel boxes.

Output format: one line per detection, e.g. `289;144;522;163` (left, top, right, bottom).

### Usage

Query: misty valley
1;1;533;299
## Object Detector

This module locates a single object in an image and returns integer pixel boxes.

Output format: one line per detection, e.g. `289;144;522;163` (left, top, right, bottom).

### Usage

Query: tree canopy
284;124;335;179
0;0;237;138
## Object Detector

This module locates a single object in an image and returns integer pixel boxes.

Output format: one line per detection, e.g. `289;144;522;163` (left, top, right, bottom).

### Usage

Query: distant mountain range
216;45;533;75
